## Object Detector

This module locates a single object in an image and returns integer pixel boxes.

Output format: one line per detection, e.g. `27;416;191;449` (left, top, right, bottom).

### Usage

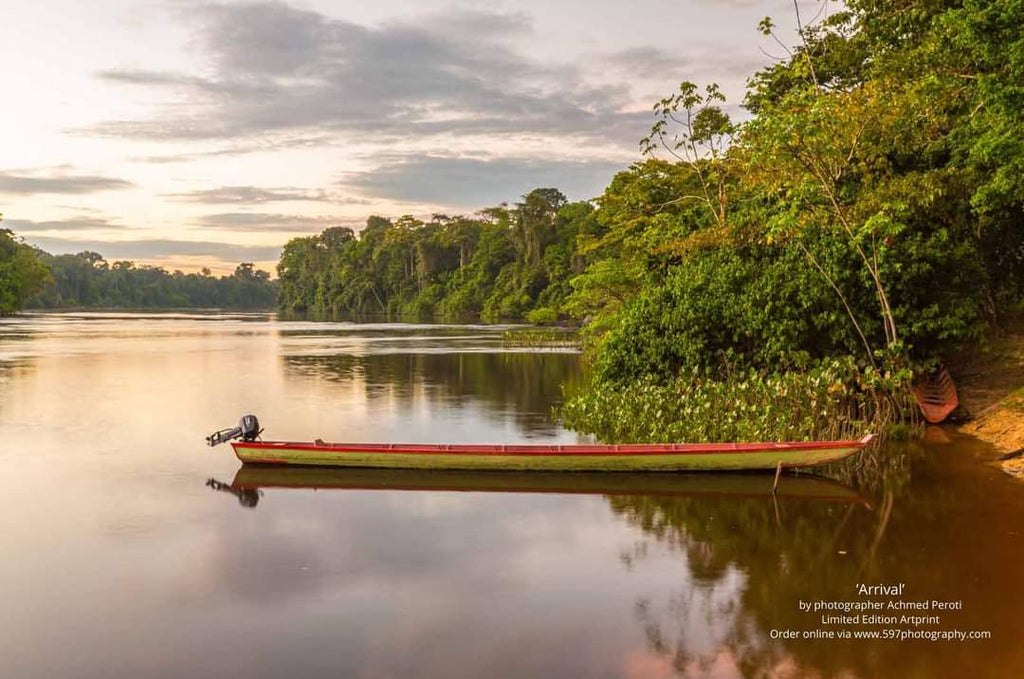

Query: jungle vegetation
2;215;277;311
277;0;1024;441
0;224;50;315
26;252;277;310
568;0;1024;441
276;192;598;322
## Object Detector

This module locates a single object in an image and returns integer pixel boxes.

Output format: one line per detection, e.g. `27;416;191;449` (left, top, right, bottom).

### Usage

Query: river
0;312;1021;678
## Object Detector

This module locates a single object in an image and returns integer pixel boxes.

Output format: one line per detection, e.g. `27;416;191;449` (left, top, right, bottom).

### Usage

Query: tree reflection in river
283;351;583;436
608;436;1024;678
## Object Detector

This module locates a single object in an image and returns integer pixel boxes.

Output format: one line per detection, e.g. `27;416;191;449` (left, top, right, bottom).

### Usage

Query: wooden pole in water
772;461;783;494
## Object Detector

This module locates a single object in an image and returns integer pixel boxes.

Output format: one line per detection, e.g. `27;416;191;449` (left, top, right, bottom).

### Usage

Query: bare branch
793;0;820;86
758;45;790;63
796;240;877;366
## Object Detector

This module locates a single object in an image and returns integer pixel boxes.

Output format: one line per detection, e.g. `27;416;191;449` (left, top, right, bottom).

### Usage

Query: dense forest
277;190;597;323
26;252;277;310
278;0;1024;441
0;224;277;312
0;227;50;314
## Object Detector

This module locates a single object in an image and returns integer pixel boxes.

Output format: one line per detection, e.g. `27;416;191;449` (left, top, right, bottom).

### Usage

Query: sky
0;0;818;275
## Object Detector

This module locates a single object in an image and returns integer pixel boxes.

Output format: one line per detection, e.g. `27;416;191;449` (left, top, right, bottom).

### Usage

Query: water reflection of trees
283;352;583;435
611;491;878;676
609;440;1024;677
0;361;35;417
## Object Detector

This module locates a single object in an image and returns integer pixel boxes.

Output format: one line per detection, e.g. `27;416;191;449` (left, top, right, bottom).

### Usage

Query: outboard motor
206;414;262;446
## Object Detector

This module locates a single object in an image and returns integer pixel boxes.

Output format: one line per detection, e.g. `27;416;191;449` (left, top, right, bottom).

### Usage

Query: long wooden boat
227;434;875;472
228;467;871;506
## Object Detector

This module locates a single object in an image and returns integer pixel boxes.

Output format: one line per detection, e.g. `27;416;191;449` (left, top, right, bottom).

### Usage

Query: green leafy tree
0;219;50;314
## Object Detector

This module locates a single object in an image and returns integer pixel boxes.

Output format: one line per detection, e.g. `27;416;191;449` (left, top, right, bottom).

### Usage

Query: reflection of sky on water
0;313;1021;678
0;313;578;363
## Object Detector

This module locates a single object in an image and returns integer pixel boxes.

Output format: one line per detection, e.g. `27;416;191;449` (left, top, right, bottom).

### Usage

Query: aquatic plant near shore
560;357;916;444
501;328;581;349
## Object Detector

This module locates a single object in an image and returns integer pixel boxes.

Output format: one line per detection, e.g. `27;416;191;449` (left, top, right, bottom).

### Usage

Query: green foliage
501;328;580;349
594;247;840;383
562;357;914;444
27;251;276;309
944;0;1024;211
576;0;1023;382
278;190;599;321
525;307;558;325
559;0;1024;441
0;226;50;314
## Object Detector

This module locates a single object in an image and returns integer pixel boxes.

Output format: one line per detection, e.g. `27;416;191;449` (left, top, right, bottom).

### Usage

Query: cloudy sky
1;0;814;274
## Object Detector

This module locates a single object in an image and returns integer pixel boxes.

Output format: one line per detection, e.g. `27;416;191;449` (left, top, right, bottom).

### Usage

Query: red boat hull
913;366;959;423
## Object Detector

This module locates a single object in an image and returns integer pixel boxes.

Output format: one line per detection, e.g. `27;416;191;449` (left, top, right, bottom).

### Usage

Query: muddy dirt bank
950;324;1024;477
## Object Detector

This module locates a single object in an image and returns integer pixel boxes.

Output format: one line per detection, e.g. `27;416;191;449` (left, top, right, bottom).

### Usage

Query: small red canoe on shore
208;415;875;472
912;366;959;424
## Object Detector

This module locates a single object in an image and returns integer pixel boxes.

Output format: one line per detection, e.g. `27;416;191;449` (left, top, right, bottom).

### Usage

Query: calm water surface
1;313;1021;678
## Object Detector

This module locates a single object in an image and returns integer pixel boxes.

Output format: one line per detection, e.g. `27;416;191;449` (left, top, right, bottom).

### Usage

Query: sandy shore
950;324;1024;478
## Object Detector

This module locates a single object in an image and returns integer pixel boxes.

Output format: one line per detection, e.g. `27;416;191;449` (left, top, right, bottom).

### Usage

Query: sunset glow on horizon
1;0;803;274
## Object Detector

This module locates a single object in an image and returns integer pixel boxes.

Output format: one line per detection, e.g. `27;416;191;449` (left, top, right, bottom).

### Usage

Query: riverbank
951;322;1024;478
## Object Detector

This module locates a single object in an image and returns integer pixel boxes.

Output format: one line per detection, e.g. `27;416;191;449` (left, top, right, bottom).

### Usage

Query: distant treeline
24;249;277;310
277;189;596;323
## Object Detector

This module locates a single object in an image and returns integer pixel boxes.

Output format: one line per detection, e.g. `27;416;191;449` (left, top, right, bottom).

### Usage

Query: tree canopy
25;252;277;310
0;222;50;315
277;188;599;322
582;0;1024;383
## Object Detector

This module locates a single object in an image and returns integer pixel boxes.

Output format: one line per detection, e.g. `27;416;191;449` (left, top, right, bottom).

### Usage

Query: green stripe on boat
230;434;873;472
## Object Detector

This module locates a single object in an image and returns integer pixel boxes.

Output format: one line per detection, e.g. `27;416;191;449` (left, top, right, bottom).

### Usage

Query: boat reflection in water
208;465;870;510
205;477;261;507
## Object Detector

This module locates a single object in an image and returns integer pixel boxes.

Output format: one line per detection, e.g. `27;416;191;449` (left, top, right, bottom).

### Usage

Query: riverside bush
525;307;559;325
560;357;914;443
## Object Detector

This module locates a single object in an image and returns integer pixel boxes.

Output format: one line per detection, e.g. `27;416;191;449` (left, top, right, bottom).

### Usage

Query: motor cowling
206;414;262;446
239;414;261;441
